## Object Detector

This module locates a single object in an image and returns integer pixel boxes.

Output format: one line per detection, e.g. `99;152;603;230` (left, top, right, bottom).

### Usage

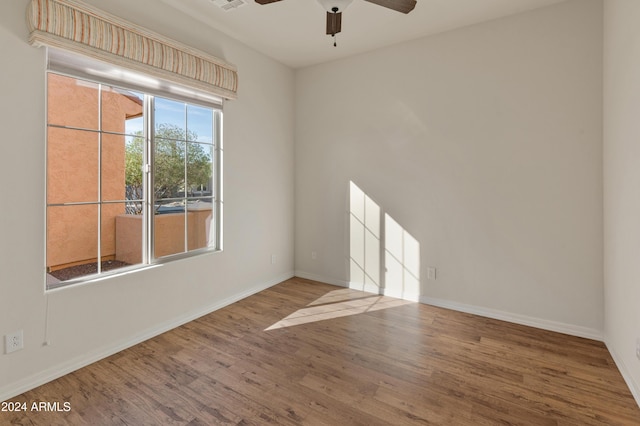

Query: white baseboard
350;283;421;302
0;271;294;403
421;296;604;341
377;287;420;302
293;271;604;341
604;339;640;408
294;272;422;302
294;270;349;287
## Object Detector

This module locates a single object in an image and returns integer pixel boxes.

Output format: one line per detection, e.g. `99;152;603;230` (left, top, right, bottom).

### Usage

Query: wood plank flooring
3;277;639;425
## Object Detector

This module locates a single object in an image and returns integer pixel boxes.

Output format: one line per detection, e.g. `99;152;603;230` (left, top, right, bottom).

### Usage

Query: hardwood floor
3;277;639;425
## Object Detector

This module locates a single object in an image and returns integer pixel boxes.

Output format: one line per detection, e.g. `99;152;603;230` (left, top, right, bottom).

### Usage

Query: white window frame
45;50;223;291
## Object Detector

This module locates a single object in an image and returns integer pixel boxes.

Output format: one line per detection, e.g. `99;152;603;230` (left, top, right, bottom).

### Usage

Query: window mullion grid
97;84;103;275
184;106;188;253
45;69;222;289
215;110;223;251
146;95;155;263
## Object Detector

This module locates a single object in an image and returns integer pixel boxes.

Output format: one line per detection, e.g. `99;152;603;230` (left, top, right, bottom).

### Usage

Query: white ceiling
159;0;568;68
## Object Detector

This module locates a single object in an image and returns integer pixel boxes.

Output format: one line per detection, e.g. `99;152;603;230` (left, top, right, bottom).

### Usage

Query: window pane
155;201;186;258
186;142;213;197
187;198;215;250
102;134;144;203
154;138;185;200
155;97;185;137
47;127;98;204
104;202;143;269
47;74;99;130
101;202;124;263
126;136;144;205
187;104;213;143
117;202;145;261
47;204;98;282
101;86;143;134
125;115;144;137
102;134;127;202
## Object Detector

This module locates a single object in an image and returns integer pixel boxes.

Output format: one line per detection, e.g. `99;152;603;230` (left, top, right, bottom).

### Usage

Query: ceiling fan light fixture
256;0;416;46
317;0;353;13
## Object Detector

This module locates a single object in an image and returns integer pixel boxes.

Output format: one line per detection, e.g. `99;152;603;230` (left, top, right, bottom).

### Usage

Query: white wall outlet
311;251;317;260
636;337;640;360
427;267;437;280
271;254;276;265
5;330;24;354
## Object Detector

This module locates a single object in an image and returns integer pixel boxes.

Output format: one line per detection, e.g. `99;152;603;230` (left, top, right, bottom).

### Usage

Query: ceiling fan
254;0;417;46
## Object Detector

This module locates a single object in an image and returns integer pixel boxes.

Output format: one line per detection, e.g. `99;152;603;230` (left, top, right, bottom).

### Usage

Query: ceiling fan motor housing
255;0;417;44
317;0;354;13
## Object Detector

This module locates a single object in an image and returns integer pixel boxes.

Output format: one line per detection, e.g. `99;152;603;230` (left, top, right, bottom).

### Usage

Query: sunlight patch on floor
265;288;413;331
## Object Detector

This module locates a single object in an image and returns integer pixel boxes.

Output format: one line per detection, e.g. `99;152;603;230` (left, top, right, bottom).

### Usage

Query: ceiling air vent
212;0;246;11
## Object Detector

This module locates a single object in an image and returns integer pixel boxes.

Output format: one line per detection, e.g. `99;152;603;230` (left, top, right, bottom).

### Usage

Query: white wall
0;0;294;400
603;0;640;403
295;0;604;337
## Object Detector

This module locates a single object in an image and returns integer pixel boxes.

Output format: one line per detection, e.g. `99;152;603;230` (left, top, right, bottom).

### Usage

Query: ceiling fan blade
363;0;416;14
254;0;283;4
326;11;342;35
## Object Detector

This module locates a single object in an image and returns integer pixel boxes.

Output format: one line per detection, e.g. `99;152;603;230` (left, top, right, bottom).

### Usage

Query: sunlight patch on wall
349;181;381;293
385;214;420;301
349;181;421;301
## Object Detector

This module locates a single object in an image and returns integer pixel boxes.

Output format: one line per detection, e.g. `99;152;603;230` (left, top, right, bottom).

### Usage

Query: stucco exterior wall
116;209;213;264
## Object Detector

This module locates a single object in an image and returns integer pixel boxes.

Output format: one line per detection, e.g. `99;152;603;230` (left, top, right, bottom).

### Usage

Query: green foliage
125;138;143;189
125;124;213;214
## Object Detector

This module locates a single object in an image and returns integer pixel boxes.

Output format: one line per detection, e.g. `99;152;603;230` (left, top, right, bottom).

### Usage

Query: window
46;71;222;289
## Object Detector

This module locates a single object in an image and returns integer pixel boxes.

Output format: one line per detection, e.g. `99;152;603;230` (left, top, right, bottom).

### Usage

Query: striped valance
26;0;238;100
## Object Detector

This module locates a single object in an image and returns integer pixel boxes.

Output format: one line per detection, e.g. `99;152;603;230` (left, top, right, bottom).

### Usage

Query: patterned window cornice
27;0;238;100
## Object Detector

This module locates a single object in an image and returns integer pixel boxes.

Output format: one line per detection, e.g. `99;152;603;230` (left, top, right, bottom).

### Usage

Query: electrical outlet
427;267;437;280
5;330;24;354
271;254;276;265
311;251;317;260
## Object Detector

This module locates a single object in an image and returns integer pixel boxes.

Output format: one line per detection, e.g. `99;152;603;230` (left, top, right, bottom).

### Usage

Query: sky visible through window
124;95;214;144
